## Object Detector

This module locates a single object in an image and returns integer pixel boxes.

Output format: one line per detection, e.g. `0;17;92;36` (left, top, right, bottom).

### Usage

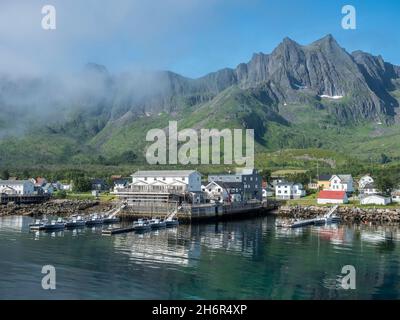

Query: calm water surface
1;215;400;299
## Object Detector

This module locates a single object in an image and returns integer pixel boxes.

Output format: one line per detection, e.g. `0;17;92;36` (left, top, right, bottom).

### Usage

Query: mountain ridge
1;34;400;167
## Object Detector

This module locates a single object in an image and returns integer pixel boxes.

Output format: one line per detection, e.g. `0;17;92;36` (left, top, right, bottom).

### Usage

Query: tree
380;153;391;164
260;169;272;182
375;174;395;195
0;170;10;180
72;177;92;192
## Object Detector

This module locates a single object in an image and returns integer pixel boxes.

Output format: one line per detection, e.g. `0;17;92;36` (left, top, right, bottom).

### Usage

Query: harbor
2;214;400;299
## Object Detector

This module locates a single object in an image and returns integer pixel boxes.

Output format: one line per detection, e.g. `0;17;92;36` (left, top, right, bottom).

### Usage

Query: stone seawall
0;199;113;217
279;205;400;223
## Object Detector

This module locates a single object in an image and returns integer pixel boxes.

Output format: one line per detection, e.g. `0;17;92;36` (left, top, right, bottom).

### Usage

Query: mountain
1;35;400;168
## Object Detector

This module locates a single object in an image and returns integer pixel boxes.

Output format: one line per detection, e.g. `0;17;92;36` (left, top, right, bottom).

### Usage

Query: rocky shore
0;199;114;217
279;205;400;223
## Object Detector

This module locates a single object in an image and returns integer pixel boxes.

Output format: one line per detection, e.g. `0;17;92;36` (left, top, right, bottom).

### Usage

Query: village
0;168;400;219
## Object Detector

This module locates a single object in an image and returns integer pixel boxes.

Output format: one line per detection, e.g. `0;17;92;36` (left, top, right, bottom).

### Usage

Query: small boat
133;219;151;231
85;215;104;226
149;218;166;229
103;216;120;224
29;218;48;229
165;217;179;227
38;218;65;231
65;216;86;228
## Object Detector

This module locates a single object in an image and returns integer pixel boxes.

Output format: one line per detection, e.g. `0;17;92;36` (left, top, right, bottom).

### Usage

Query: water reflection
2;215;400;299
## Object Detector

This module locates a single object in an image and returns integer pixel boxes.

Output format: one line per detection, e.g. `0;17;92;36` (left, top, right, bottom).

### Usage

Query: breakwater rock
0;199;114;217
279;205;400;223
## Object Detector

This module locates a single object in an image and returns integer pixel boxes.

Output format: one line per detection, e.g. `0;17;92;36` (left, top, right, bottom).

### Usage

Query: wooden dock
102;226;136;235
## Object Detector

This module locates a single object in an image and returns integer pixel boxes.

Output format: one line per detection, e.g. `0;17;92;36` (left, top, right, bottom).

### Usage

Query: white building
129;170;202;194
275;182;305;200
360;183;379;196
358;175;374;190
317;190;348;204
0;180;35;195
392;191;400;203
329;175;354;193
203;181;243;203
360;195;391;206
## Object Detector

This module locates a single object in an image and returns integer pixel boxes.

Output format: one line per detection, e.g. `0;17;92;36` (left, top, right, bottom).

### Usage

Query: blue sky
1;0;399;77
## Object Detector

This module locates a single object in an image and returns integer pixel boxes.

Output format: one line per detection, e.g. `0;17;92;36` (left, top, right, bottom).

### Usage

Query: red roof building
317;190;348;204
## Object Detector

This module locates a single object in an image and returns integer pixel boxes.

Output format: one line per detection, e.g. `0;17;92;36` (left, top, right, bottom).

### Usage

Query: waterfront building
329;175;354;193
0;180;35;195
113;170;203;207
359;182;379;196
208;168;262;200
91;179;109;192
360;195;391;206
203;181;243;203
317;190;348;204
358;175;374;190
113;178;129;192
392;190;400;203
42;183;54;195
317;175;332;190
275;181;306;200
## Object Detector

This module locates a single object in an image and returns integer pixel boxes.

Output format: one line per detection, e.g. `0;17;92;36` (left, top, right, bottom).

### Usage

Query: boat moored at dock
38;218;66;231
65;216;86;228
133;219;151;231
103;216;120;224
85;215;104;226
149;218;166;229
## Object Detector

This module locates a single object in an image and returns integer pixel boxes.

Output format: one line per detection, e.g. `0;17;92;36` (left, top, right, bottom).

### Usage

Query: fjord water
1;215;400;300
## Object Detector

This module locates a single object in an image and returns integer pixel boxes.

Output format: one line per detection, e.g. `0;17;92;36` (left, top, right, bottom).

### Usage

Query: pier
102;226;136;235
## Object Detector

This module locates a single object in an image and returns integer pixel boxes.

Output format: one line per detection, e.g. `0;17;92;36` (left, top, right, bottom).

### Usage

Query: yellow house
317;175;332;190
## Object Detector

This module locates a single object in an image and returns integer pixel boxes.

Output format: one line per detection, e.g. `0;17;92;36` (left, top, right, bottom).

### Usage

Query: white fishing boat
103;216;120;224
133;219;151;231
65;216;86;228
38;218;66;231
29;217;48;229
149;218;166;229
85;214;104;226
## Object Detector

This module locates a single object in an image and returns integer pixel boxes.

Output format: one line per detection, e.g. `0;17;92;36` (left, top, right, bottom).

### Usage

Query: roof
132;170;199;178
363;182;376;189
0;180;32;185
330;175;353;183
221;182;244;189
318;175;332;181
318;190;347;199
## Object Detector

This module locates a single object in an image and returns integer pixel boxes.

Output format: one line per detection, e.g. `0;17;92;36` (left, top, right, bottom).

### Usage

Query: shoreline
0;199;113;217
278;204;400;223
1;199;400;224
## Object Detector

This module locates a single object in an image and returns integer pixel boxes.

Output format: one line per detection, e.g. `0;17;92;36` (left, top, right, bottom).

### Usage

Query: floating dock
102;226;136;235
